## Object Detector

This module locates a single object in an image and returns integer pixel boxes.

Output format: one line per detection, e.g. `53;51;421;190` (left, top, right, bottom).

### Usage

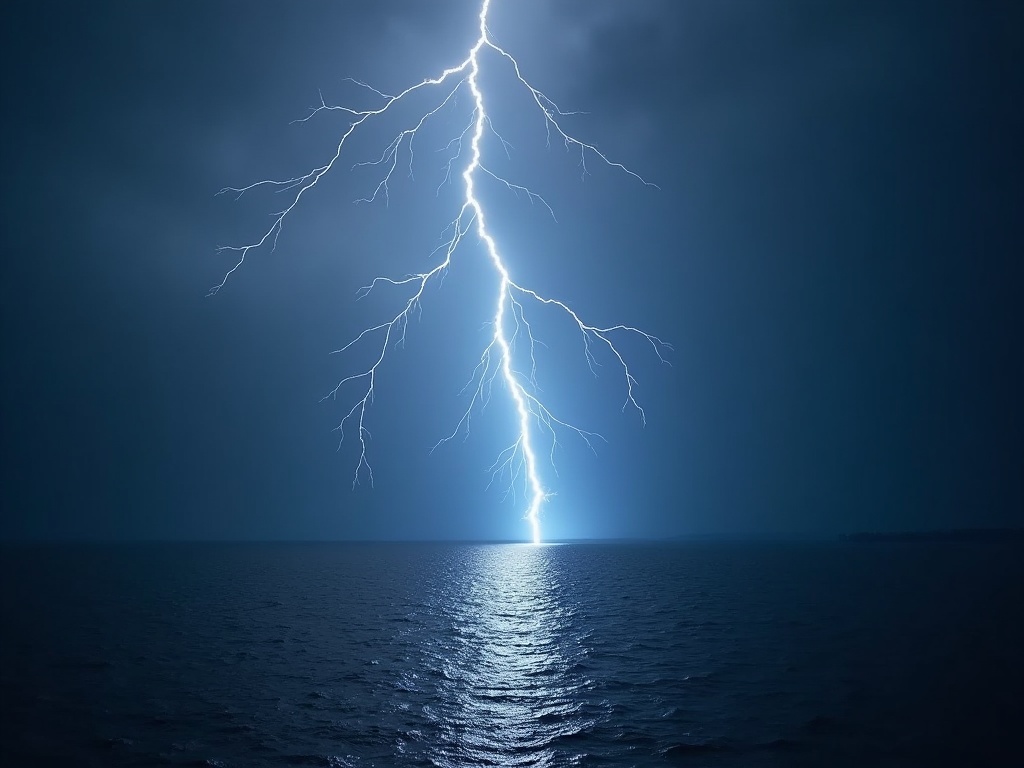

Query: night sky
2;0;1021;541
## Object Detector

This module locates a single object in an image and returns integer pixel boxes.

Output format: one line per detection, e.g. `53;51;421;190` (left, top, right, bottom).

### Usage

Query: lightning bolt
212;0;670;544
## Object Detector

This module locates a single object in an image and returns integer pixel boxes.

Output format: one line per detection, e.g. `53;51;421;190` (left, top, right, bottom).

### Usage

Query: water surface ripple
1;541;1021;766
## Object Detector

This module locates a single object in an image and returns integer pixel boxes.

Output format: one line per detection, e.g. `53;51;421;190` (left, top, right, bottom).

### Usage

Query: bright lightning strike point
213;0;671;545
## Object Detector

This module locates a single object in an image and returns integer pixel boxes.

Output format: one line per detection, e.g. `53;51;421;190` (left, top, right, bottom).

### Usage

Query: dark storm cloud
536;0;1024;535
547;1;935;124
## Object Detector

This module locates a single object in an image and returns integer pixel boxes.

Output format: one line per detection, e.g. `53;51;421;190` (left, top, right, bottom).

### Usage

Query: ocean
1;541;1021;767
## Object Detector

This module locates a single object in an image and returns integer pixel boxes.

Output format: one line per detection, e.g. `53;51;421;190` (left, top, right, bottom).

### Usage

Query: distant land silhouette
841;528;1024;543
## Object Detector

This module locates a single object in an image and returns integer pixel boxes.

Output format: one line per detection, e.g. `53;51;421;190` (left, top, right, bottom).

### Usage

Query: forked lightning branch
212;0;670;543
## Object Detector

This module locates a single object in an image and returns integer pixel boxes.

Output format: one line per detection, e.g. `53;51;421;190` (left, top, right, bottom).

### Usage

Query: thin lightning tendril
213;0;671;544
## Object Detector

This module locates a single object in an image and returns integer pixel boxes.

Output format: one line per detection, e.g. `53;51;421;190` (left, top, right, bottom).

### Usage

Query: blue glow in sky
213;0;669;543
0;0;1021;540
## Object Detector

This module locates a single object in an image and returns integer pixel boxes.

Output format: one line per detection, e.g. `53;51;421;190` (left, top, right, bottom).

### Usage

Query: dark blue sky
1;0;1021;541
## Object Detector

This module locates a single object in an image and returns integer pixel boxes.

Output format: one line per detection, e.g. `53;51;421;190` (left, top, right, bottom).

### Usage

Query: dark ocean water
1;541;1022;767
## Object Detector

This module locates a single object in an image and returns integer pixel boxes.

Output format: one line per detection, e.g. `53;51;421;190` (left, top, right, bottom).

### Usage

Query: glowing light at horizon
212;0;670;544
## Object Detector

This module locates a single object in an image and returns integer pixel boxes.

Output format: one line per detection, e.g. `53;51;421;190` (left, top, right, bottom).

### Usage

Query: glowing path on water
212;0;670;543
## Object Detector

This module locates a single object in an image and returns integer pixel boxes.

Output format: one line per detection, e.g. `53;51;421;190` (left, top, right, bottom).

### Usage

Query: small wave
283;755;357;767
662;741;727;759
551;729;590;744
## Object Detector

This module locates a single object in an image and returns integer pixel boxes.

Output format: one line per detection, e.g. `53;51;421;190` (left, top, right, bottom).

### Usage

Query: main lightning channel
213;0;670;544
462;10;545;543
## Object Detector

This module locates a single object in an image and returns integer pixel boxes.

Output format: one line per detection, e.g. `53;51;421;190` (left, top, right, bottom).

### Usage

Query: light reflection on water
4;543;1023;766
424;544;596;767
